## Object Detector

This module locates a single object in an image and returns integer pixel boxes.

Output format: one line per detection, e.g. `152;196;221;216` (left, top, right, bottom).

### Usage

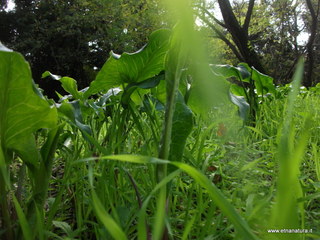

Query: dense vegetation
1;0;320;240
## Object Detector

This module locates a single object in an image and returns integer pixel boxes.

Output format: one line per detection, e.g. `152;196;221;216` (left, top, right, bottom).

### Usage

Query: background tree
196;0;318;85
196;0;266;73
304;0;319;86
0;0;166;98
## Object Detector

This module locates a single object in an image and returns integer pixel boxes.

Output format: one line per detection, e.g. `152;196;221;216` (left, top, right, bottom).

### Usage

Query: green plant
0;43;58;239
212;63;276;124
1;3;320;239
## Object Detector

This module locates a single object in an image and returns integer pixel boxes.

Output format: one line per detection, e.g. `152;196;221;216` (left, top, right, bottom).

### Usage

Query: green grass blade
268;59;307;239
35;206;45;240
91;190;127;240
137;170;181;240
170;161;259;240
12;195;33;240
153;187;167;240
74;154;169;165
83;154;258;239
182;215;196;240
312;143;320;181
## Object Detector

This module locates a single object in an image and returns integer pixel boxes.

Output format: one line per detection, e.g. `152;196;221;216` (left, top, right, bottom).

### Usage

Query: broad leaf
0;49;57;167
42;71;82;99
169;91;193;162
230;84;247;97
212;64;250;83
57;101;92;138
187;68;229;117
95;88;122;107
252;67;276;96
229;93;250;121
235;64;276;96
121;73;164;105
85;29;171;97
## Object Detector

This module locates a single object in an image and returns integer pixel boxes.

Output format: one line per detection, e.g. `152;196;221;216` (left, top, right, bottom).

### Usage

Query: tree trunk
304;0;319;86
217;0;266;73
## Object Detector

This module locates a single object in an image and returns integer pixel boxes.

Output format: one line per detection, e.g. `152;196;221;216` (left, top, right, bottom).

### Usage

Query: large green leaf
169;91;193;162
121;72;164;106
42;71;82;100
230;84;247;97
0;47;57;167
229;93;250;121
251;67;276;96
212;64;251;83
85;29;171;98
57;101;92;140
187;68;229;117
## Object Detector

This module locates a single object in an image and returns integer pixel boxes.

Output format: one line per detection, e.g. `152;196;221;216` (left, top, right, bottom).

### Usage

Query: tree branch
243;0;255;32
197;13;244;61
218;0;242;32
196;5;227;28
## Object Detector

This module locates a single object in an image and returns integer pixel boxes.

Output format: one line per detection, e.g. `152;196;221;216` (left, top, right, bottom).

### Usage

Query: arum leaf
42;71;82;99
212;64;251;82
59;77;81;99
95;87;122;107
0;42;13;52
187;69;229;117
229;93;249;121
0;49;57;167
169;91;193;162
85;29;171;97
230;84;247;97
57;101;92;139
252;67;275;96
121;73;164;105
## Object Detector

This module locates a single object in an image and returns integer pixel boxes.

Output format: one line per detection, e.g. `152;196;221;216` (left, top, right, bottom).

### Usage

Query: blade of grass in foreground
91;190;127;240
170;161;259;240
268;59;310;240
78;154;259;240
137;170;181;240
12;195;32;240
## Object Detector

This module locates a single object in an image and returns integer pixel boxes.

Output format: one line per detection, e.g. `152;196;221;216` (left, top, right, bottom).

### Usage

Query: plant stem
0;147;13;240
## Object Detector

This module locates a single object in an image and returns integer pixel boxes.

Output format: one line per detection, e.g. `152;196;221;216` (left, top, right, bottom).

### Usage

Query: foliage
0;43;59;239
0;0;167;98
196;0;318;86
213;62;276;124
1;4;320;240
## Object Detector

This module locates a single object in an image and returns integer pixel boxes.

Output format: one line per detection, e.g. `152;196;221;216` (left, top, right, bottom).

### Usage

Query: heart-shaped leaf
42;71;82;100
212;64;251;82
85;29;171;98
169;91;194;162
252;67;276;96
229;93;249;121
0;48;57;167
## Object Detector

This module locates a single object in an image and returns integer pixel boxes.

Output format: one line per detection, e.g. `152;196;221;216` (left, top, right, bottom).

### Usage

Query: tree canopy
1;0;319;95
0;0;166;98
196;0;319;86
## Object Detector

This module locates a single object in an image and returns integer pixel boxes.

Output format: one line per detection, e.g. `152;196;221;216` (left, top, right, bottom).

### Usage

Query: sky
5;0;14;11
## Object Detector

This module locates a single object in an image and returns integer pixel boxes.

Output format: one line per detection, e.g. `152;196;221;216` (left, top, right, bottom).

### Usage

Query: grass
7;85;320;239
